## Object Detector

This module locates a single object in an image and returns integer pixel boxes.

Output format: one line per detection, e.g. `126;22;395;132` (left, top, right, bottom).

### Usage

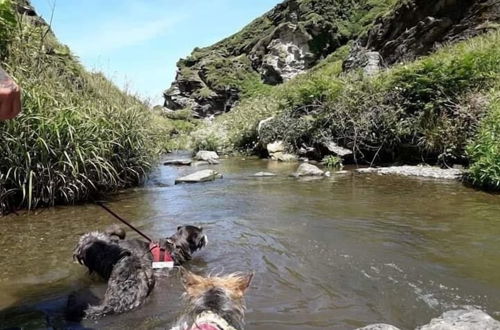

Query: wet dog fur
172;268;253;330
73;225;207;319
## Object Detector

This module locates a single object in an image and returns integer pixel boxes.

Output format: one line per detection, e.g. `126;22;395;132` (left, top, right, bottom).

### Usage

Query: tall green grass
0;7;169;213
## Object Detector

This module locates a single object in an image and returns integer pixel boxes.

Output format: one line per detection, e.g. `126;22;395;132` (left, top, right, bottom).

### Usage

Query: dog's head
171;225;207;253
180;268;253;301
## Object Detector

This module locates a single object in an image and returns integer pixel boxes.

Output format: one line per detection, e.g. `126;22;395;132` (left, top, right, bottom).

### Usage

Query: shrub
466;90;500;190
0;15;168;213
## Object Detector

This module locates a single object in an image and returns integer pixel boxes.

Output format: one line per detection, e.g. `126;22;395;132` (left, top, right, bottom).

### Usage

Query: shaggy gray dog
73;225;207;319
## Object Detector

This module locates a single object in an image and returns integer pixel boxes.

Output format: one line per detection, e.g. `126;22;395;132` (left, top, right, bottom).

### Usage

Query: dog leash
96;201;153;242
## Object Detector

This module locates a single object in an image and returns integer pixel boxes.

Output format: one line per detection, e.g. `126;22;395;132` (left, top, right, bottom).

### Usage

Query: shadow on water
1;154;500;329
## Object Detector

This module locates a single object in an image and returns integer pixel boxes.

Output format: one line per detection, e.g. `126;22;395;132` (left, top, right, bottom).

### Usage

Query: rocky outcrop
164;0;382;117
344;0;500;72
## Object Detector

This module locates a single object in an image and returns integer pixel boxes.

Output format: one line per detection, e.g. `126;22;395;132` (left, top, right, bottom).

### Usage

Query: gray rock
195;151;220;164
267;141;285;154
271;152;298;162
324;141;353;157
292;163;325;177
417;308;500;330
175;170;222;184
357;324;401;330
355;165;463;180
164;159;192;166
191;161;210;167
253;172;277;177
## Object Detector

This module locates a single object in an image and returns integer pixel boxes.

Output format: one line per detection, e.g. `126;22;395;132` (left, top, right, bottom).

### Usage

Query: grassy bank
0;3;170;213
191;31;500;189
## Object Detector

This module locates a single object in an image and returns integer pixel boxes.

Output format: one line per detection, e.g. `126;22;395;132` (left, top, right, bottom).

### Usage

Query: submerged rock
164;159;192;166
355;165;463;180
194;151;220;164
175;170;222;184
253;172;277;177
292;163;325;177
417;308;500;330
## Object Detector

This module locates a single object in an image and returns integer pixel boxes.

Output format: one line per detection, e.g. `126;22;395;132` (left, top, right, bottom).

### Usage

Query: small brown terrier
172;268;253;330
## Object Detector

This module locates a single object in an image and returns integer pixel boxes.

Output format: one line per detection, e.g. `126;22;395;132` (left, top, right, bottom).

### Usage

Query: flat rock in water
355;166;463;180
357;324;401;330
191;161;211;167
194;150;220;164
292;163;325;177
253;172;277;177
417;309;500;330
164;159;192;166
175;170;222;184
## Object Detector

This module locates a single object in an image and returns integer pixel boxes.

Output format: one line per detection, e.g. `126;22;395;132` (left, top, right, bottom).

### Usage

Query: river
1;155;499;329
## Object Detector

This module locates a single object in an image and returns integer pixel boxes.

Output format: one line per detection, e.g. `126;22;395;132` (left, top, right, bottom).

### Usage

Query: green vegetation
193;31;500;190
323;155;343;169
466;89;500;190
0;4;171;213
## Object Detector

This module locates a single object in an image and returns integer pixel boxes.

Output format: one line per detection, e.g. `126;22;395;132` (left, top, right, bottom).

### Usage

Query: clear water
1;155;499;329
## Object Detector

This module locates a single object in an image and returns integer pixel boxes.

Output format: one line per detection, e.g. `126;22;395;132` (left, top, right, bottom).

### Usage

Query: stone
175;170;222;184
271;152;298;162
194;151;220;164
292;163;325;177
356;324;401;330
267;141;285;154
191;161;210;167
324;141;353;157
164;159;192;166
253;172;277;177
355;165;463;180
417;308;500;330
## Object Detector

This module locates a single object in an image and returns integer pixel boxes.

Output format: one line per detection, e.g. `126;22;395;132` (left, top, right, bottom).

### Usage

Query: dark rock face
344;0;500;71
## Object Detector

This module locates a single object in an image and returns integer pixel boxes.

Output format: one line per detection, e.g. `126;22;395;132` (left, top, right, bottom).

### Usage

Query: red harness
149;242;173;268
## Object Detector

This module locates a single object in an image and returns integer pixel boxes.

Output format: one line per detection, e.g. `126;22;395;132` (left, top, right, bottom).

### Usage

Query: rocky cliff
344;0;500;73
164;0;499;118
163;0;396;117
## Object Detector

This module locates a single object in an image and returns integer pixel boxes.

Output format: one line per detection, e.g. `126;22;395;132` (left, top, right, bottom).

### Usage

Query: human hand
0;67;21;120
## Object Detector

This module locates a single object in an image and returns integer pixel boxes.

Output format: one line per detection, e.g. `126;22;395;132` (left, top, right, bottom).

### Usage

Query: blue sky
31;0;281;105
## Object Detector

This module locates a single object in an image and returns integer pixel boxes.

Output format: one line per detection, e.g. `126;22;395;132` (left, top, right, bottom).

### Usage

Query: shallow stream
1;155;499;329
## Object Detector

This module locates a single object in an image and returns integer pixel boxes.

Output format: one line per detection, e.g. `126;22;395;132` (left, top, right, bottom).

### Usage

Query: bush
0;15;168;213
466;90;500;190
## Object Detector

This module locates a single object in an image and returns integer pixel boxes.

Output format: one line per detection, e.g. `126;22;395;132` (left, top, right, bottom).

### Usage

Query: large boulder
175;170;222;184
194;151;220;164
417;309;500;330
292;163;325;177
267;141;285;154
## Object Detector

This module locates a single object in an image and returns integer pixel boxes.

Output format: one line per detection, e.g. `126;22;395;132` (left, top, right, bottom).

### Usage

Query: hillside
177;0;500;190
163;0;400;117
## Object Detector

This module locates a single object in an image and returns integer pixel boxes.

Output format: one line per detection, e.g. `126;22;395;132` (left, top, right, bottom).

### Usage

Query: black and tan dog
73;225;207;319
172;268;253;330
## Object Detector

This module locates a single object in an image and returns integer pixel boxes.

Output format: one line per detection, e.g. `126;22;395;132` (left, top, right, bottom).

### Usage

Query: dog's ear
237;273;253;294
179;267;203;288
